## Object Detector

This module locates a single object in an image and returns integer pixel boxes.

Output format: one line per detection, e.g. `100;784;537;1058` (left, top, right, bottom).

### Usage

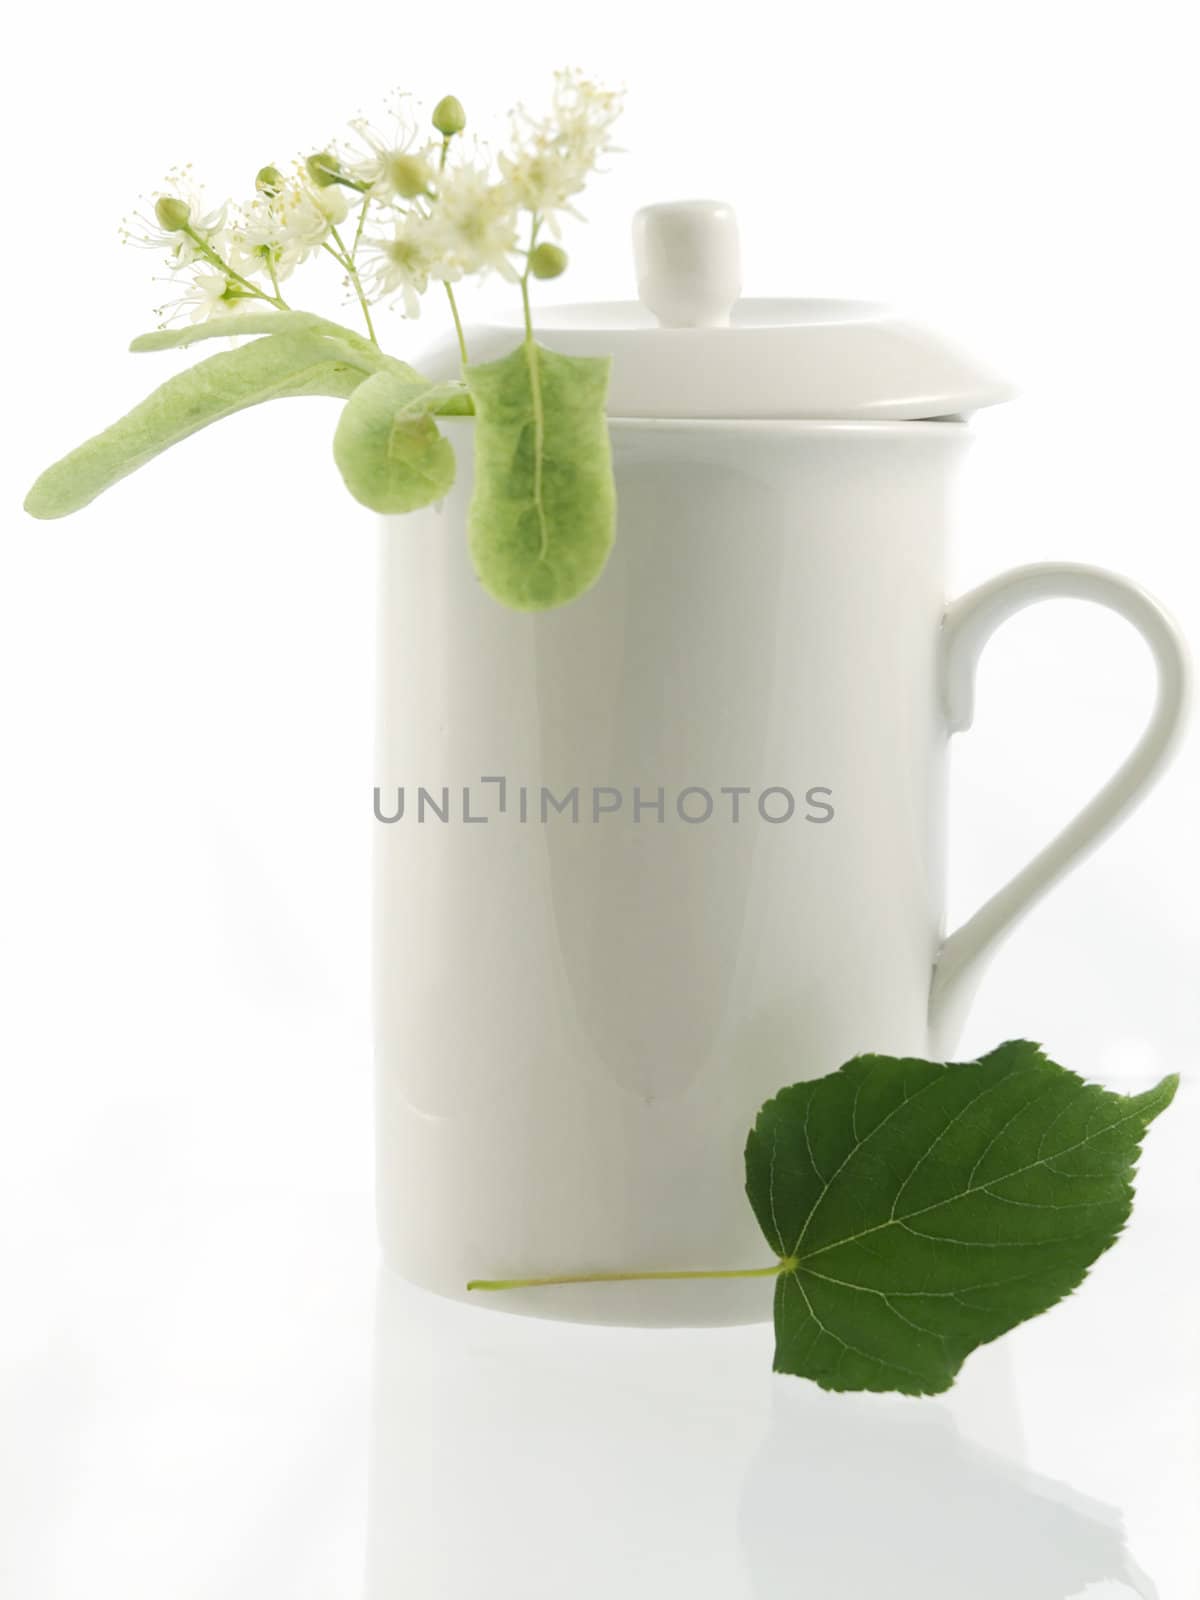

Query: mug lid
420;200;1015;421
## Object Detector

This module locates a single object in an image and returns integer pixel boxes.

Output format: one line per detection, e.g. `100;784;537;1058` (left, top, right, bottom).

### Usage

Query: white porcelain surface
7;1098;1197;1600
632;199;743;328
8;15;1199;1596
373;419;1188;1326
366;1271;1172;1600
420;298;1018;419
3;845;1194;1600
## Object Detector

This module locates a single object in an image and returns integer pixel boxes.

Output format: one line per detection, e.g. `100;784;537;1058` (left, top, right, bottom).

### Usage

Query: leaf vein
889;1072;1017;1219
799;1100;1154;1263
789;1070;946;1256
967;1082;1060;1186
789;1273;930;1384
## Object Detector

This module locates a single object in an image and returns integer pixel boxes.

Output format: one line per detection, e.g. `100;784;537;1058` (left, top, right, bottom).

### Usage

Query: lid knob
633;200;742;329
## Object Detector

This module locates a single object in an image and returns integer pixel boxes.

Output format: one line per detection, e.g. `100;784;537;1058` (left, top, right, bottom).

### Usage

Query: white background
2;2;1197;1595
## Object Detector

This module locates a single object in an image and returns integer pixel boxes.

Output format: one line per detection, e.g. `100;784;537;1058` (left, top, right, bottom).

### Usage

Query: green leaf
745;1041;1177;1396
24;333;366;519
332;369;457;514
464;340;615;611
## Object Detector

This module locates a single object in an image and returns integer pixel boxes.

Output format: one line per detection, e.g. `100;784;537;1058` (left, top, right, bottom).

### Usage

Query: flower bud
432;95;466;137
255;164;285;196
154;195;191;232
529;242;568;280
306;151;342;188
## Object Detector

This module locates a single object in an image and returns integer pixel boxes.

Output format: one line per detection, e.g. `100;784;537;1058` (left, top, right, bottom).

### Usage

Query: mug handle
929;562;1190;1052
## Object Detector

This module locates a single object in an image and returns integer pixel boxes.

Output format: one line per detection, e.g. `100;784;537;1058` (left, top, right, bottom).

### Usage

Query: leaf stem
468;1260;793;1292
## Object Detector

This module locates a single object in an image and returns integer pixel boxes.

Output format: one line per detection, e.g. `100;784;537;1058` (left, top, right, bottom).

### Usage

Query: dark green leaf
25;333;366;519
464;340;615;610
745;1041;1177;1395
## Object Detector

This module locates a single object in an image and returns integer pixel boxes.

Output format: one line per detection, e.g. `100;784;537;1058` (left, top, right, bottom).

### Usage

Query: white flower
425;158;520;282
342;98;440;203
360;213;441;317
121;166;229;269
497;69;622;230
156;269;258;326
232;174;349;282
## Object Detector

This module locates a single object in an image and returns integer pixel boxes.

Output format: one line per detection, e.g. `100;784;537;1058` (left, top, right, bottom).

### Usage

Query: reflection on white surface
365;1270;1155;1599
741;1386;1154;1599
1;1068;1190;1598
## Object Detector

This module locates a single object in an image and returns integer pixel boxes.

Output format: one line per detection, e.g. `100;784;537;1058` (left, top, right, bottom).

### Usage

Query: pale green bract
465;342;615;610
333;370;459;514
745;1041;1178;1396
24;322;619;614
128;310;389;364
24;332;372;520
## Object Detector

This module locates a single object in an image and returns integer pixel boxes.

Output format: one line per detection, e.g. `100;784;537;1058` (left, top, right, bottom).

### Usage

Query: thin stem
350;196;370;264
519;269;535;344
433;133;469;365
444;282;469;365
468;1261;792;1292
183;226;286;308
327;224;378;346
518;212;541;342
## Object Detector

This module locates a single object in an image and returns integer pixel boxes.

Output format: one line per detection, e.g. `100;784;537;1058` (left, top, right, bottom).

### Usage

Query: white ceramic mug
373;415;1188;1327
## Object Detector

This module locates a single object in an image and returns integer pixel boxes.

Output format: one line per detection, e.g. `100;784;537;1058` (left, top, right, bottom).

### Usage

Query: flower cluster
235;169;349;282
121;71;623;344
498;69;623;233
